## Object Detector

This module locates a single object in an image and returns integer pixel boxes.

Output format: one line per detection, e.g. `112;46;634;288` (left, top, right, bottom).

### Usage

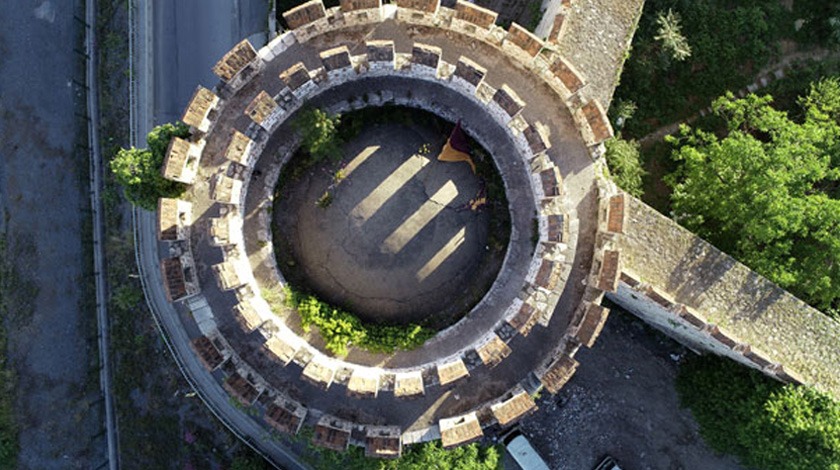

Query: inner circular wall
242;75;540;368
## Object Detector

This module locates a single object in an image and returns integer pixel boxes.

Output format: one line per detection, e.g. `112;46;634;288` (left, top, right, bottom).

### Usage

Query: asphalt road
0;1;108;468
153;0;269;123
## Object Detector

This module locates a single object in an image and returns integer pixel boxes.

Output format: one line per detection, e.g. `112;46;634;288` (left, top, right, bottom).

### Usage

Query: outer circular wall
152;0;624;458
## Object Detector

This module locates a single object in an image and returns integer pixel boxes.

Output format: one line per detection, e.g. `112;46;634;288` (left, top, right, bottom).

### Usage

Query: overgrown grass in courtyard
283;286;434;356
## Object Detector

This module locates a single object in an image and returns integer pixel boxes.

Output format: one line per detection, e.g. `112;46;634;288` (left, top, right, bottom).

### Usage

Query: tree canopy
666;85;840;315
110;122;191;210
677;355;840;470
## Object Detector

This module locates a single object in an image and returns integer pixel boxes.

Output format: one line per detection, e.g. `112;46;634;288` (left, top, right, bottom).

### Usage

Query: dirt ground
517;308;745;470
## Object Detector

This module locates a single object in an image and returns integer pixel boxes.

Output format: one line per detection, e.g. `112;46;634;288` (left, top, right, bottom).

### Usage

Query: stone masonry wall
611;196;840;398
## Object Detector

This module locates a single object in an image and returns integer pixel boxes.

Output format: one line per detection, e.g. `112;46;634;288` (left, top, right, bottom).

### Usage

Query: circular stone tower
152;0;629;461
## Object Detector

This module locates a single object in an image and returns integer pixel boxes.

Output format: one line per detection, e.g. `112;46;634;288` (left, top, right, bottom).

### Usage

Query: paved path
637;48;834;145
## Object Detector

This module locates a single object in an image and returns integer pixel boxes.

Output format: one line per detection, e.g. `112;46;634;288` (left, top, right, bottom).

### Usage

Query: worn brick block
582;100;612;142
366;40;394;63
454;57;486;86
280;62;311;90
411;43;441;69
493;84;525;117
283;0;327;29
320;46;352;71
213;39;257;81
394;0;438;13
454;0;497;28
506;23;543;57
340;0;380;12
550;56;584;93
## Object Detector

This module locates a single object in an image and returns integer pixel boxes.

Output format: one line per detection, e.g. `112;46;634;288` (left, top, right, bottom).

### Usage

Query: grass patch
282;286;434;356
301;438;504;470
0;236;24;469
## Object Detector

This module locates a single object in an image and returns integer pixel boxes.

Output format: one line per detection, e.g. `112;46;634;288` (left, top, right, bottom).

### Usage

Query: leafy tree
604;137;646;197
677;355;840;470
654;9;692;62
110;122;191;210
793;0;840;48
294;108;342;163
666;91;840;313
613;0;790;137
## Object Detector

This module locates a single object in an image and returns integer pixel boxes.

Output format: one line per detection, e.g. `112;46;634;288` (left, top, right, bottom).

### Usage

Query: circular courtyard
273;109;509;327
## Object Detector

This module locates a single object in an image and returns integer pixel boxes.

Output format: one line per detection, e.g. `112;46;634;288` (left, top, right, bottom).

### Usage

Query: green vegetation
604;137;646;197
303;439;503;470
654;9;692;62
0;237;19;469
614;0;793;138
677;355;840;470
666;87;840;315
526;0;544;33
294;108;343;164
110;122;190;210
283;286;434;356
791;0;840;48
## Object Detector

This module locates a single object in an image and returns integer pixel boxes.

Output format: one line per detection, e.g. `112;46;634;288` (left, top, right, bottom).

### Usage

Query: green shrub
283;286;434;356
110;122;190;210
677;355;840;470
604;136;646;197
294;108;342;164
304;440;503;470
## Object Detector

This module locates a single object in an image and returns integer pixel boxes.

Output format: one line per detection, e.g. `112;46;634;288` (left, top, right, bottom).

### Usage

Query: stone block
279;62;311;90
394;0;438;13
581;100;612;143
213;39;258;82
340;0;380;12
367;40;395;63
411;43;441;69
283;0;327;29
454;0;497;28
549;56;584;94
320;46;352;71
493;84;525;117
454;56;486;87
506;23;543;57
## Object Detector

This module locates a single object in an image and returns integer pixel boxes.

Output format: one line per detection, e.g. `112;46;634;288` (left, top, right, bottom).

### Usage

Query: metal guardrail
82;0;120;467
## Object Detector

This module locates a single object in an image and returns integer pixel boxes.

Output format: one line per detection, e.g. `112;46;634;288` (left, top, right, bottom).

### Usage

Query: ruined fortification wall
609;196;840;398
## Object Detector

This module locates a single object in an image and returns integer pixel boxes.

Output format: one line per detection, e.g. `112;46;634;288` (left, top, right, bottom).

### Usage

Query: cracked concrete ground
274;122;499;325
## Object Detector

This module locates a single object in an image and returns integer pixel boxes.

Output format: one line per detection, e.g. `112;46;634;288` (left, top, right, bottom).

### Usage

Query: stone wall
610;196;840;398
